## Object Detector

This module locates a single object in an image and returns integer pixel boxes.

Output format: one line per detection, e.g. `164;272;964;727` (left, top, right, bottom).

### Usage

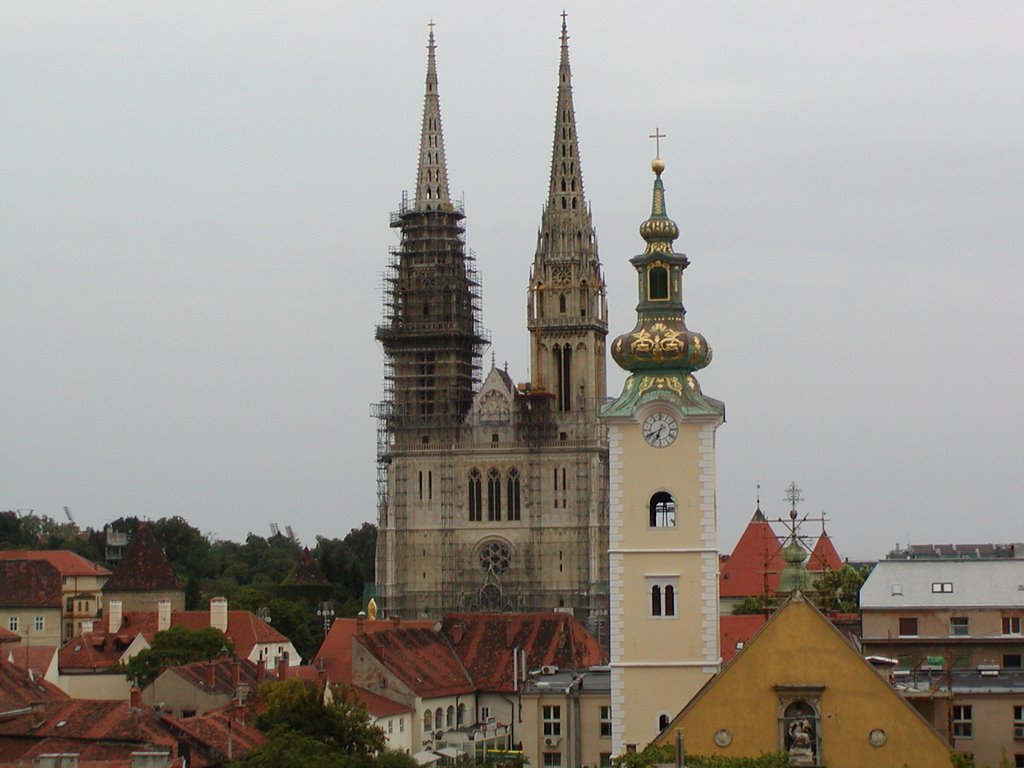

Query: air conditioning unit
540;665;558;676
544;736;561;747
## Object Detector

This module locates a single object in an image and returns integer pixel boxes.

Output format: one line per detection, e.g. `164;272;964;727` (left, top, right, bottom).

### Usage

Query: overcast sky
2;2;1022;560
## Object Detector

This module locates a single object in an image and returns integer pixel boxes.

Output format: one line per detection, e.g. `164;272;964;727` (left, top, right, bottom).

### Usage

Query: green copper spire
603;150;723;418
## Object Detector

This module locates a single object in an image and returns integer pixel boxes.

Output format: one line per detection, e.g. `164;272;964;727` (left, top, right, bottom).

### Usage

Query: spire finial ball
651;157;665;175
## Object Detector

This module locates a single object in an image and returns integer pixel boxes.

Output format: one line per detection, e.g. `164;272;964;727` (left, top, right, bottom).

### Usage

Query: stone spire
547;13;585;213
414;23;452;212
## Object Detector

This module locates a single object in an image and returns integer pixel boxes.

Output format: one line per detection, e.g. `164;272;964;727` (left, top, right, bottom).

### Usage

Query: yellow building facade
602;155;724;754
656;593;952;767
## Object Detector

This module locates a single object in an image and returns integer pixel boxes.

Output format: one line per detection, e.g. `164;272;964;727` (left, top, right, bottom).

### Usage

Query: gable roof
808;530;843;572
6;645;57;679
315;616;436;686
861;558;1024;609
0;549;111;577
103;523;182;593
0;560;62;608
162;657;264;696
719;614;767;664
719;508;785;598
352;684;416;718
0;654;67;710
441;611;607;692
356;626;474;698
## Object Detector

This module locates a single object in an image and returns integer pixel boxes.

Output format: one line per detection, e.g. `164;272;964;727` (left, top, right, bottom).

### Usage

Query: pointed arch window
468;469;482;522
648;577;678;618
507;469;521;521
649;492;676;527
487;468;502;521
559;294;567;314
648;265;669;301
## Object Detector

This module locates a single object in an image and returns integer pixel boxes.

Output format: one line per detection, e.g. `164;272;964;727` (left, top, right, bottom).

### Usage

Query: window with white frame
949;617;970;637
647;577;678;618
8;617;18;633
952;705;973;738
1003;616;1022;635
648;492;676;528
400;717;405;733
34;616;43;632
931;582;954;593
480;706;490;721
600;705;612;737
388;719;393;734
543;705;561;737
543;754;562;767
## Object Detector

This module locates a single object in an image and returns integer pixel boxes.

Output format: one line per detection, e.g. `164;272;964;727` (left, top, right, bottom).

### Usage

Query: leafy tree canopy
612;744;790;768
124;625;232;688
812;565;868;614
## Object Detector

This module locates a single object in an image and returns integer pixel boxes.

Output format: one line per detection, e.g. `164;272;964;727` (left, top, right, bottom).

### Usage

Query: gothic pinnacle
414;22;452;212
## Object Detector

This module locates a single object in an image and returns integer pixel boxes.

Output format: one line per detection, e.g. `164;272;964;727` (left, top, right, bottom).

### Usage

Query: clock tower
602;152;725;753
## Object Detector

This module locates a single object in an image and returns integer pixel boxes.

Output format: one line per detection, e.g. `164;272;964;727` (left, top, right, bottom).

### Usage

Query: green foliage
124;625;232;688
731;595;771;615
612;744;789;768
251;678;386;756
374;750;420;768
812;565;867;613
950;752;975;768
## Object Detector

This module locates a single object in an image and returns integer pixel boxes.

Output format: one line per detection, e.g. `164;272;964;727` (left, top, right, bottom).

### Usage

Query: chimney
210;597;228;633
256;661;266;683
391;615;401;628
356;613;366;634
108;599;123;634
81;619;94;634
30;702;45;729
233;699;247;727
276;652;289;679
130;686;142;708
157;599;172;632
230;660;241;687
206;661;216;688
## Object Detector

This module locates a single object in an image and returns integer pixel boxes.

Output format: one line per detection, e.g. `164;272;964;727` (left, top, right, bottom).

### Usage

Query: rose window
479;542;511;574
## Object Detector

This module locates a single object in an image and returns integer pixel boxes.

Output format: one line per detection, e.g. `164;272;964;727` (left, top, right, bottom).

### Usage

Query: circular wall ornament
713;729;732;747
869;728;886;747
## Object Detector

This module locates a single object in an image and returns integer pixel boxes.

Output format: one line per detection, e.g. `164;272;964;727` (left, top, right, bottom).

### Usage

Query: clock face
642;411;678;448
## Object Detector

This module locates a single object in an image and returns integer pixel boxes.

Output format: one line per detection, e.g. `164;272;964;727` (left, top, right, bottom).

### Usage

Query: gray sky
2;2;1022;560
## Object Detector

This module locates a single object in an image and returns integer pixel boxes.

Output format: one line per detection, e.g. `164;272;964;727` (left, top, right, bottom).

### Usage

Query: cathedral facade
373;21;609;631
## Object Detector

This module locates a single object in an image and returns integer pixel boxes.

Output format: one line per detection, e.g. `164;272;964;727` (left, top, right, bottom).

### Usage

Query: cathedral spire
547;12;585;212
415;22;452;212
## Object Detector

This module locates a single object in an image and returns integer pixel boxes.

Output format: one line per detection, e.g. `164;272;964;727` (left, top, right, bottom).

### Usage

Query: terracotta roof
6;645;57;678
719;508;785;598
159;705;265;764
103;523;182;593
356;626;474;698
315;616;435;686
0;560;62;608
0;626;20;643
0;654;67;710
719;614;768;664
60;608;290;672
441;612;607;692
352;684;415;718
165;657;264;696
280;546;329;587
0;549;111;577
808;530;844;572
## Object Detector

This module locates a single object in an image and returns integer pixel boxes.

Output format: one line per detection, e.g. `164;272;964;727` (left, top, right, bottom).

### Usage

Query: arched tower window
435;708;443;731
658;713;671;732
424;709;433;732
468;469;482;522
559;293;567;314
651;585;662;616
487;468;501;521
446;705;454;728
649;492;676;527
506;469;521;521
648;265;669;301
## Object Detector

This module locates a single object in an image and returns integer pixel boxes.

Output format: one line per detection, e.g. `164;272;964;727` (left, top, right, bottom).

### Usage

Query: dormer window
648;265;669;301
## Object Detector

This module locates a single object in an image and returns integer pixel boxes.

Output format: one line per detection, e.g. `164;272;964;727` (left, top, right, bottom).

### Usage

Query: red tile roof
60;609;289;672
441;612;607;693
0;654;67;710
6;645;57;678
166;657;264;696
0;560;62;608
315;617;435;686
719;508;785;598
719;614;768;664
808;530;844;572
103;523;182;593
355;626;474;698
159;706;265;764
352;684;415;718
0;626;19;643
0;549;111;577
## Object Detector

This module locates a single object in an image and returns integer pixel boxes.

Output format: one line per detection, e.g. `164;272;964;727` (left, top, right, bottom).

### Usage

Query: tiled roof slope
6;645;57;679
357;625;474;698
0;560;62;608
0;627;19;643
719;614;768;664
861;559;1024;609
0;549;111;577
0;654;67;709
352;684;415;717
808;530;843;572
160;706;265;764
168;657;264;695
441;612;607;692
103;522;182;592
315;617;435;686
280;546;329;587
59;630;133;671
719;508;785;598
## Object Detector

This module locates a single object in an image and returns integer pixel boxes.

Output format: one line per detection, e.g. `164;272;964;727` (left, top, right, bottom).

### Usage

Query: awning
437;748;461;759
413;752;441;766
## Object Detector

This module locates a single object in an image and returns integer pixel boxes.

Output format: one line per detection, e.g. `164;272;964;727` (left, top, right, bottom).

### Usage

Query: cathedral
373;20;610;630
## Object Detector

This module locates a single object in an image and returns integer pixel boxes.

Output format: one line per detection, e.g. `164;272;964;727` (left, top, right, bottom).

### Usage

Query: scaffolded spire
415;22;452;212
547;12;585;213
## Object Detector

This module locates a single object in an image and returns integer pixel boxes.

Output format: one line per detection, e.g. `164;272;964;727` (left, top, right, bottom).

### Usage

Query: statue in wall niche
786;717;815;766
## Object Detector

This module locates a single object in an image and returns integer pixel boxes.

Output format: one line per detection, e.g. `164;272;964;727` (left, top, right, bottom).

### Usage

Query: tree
612;744;790;768
812;565;867;614
731;595;771;615
124;625;232;688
